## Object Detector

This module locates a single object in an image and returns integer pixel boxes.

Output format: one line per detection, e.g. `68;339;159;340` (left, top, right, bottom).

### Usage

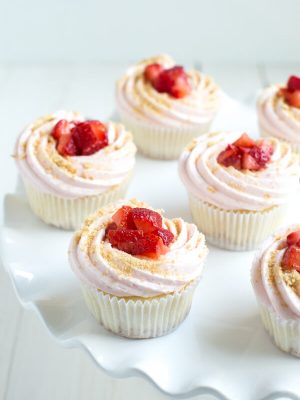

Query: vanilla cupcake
116;54;220;160
257;75;300;154
14;111;136;229
179;131;300;251
252;225;300;356
69;199;208;338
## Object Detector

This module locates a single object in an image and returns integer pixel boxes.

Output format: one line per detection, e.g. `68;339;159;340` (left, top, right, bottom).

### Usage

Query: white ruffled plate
2;97;300;400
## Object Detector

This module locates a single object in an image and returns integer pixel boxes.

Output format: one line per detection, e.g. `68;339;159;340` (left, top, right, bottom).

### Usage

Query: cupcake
14;111;136;230
252;225;300;356
69;199;208;338
257;75;300;154
179;131;300;251
116;54;220;160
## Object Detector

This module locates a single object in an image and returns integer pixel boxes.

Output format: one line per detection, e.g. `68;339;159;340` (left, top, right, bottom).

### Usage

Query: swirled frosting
116;54;220;128
252;225;300;319
69;199;208;298
14;111;136;199
179;131;300;211
257;85;300;143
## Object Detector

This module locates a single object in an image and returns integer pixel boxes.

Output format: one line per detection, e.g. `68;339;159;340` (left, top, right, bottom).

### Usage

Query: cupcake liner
189;195;288;251
259;127;300;156
118;110;212;160
22;177;130;230
257;302;300;357
81;280;199;339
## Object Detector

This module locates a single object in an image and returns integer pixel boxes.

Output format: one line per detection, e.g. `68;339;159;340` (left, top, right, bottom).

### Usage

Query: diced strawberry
286;231;300;247
285;90;300;108
144;63;163;84
72;121;108;156
111;206;135;229
52;119;70;140
242;153;260;171
282;245;300;272
155;228;174;246
86;120;107;141
108;228;143;249
57;133;77;156
218;134;273;171
105;206;173;259
131;208;163;233
233;133;256;148
135;234;168;259
287;75;300;92
217;145;242;170
153;66;191;99
105;222;117;236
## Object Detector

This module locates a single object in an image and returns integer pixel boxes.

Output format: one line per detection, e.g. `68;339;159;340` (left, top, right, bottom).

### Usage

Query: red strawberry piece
57;133;78;156
111;206;135;229
285;90;300;108
242;153;260;171
217;144;242;170
249;144;273;167
233;133;256;148
286;231;300;247
72;120;108;156
155;228;174;246
51;119;74;140
144;63;163;84
287;75;300;92
105;222;117;236
135;234;168;259
131;208;163;233
282;245;300;272
108;228;144;250
153;66;192;99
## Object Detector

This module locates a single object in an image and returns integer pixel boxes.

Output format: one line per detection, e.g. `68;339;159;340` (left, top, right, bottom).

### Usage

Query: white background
0;0;300;64
0;1;300;400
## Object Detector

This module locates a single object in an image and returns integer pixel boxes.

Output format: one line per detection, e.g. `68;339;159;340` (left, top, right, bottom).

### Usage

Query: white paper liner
257;302;300;357
189;195;288;251
259;127;300;156
118;109;212;160
81;280;199;339
22;177;130;230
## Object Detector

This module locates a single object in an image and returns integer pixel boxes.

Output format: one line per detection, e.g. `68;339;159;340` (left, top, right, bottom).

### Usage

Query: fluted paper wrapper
23;177;130;230
257;302;300;357
118;110;212;160
259;127;300;156
81;280;199;339
189;195;287;251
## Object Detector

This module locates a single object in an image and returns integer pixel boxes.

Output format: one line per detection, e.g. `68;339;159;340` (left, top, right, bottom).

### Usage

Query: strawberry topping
217;133;273;171
51;119;108;157
105;206;174;259
144;64;191;99
282;230;300;272
278;75;300;108
144;63;163;84
131;208;162;233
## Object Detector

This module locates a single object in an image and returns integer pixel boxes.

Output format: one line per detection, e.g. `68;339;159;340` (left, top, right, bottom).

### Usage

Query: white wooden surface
0;62;299;400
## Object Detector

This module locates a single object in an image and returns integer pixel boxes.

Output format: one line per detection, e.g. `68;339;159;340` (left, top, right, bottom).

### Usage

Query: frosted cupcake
179;131;300;250
69;199;208;338
14;111;136;230
252;225;300;356
116;54;220;160
257;75;300;154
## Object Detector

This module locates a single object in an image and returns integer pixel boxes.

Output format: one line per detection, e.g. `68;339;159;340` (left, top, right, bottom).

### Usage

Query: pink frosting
257;85;300;143
179;131;300;211
15;111;136;199
252;224;300;320
116;54;220;129
69;200;208;298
